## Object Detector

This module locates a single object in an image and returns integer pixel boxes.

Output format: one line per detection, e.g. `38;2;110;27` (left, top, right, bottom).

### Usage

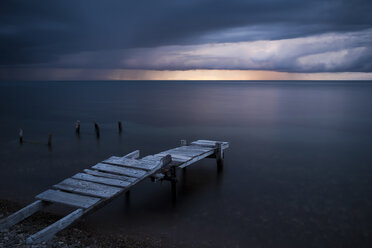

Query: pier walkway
0;139;229;245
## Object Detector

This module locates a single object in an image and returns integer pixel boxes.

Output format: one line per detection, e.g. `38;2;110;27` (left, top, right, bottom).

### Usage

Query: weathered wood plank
36;189;101;209
174;146;212;153
178;149;216;169
92;163;147;178
122;150;140;159
103;157;157;171
191;140;229;149
53;178;122;198
26;209;83;245
153;153;189;162
140;155;161;162
160;152;192;161
0;200;49;230
166;149;206;157
83;169;137;183
72;173;131;188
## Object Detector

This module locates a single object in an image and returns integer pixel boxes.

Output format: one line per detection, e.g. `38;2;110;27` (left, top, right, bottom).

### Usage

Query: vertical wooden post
125;190;131;205
216;142;223;171
170;166;177;201
118;121;122;133
19;128;23;144
75;120;80;134
47;134;52;147
94;121;100;138
181;140;187;172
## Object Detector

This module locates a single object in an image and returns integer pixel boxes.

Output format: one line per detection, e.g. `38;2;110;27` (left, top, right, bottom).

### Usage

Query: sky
0;0;372;80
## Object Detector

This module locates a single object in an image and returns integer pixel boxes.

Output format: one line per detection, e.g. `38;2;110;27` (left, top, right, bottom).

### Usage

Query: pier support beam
75;120;80;135
0;200;49;230
26;208;83;245
94;121;100;138
216;142;224;171
181;140;187;172
47;134;52;147
170;166;177;201
118;121;122;133
19;129;23;144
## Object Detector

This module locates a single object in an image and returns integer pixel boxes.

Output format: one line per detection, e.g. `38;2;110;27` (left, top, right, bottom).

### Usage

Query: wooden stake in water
19;128;23;144
216;142;223;170
118;121;122;133
48;134;52;147
94;121;100;138
75;120;80;134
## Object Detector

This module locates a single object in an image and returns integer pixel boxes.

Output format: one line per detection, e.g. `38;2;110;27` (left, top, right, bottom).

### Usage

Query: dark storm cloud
0;0;371;72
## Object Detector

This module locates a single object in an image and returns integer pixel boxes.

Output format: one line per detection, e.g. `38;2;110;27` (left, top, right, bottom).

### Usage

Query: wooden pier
0;139;229;245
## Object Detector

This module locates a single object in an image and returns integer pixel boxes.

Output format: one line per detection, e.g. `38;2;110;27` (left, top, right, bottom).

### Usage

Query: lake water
0;81;372;247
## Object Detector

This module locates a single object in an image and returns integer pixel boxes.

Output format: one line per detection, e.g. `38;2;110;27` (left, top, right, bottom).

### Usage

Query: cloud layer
0;0;372;75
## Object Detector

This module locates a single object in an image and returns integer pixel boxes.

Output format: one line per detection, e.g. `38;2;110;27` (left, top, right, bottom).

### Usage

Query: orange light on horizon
109;69;372;81
1;68;372;81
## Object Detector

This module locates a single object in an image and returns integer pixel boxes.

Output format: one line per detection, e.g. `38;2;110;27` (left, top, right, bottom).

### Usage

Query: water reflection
0;81;372;247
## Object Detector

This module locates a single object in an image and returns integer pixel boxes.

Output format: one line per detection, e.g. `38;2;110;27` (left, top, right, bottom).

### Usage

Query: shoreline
0;199;160;248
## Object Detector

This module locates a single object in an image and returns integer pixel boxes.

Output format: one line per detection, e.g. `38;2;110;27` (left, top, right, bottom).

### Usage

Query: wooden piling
118;121;122;133
94;122;100;138
75;120;80;134
216;142;224;170
47;134;52;147
19;129;23;144
170;166;177;200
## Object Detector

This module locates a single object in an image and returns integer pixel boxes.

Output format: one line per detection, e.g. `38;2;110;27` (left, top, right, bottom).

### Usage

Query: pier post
118;121;122;133
216;142;224;171
47;134;52;147
94;121;100;138
170;166;177;200
181;140;187;172
75;120;80;135
19;128;23;144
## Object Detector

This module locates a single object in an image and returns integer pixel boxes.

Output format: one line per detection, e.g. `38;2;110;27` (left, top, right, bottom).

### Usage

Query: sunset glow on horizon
1;68;372;81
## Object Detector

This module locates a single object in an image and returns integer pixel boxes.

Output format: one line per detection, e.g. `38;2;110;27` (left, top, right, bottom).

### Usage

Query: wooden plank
167;149;206;157
83;169;137;183
72;173;131;188
92;163;147;178
26;209;83;245
36;189;101;209
53;178;122;198
103;157;157;171
191;140;229;149
161;152;192;161
174;146;212;153
0;200;49;230
140;155;161;162
179;149;216;169
153;153;189;162
122;150;140;159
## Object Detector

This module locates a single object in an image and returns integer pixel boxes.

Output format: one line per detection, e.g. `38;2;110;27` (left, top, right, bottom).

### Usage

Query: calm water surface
0;81;372;247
